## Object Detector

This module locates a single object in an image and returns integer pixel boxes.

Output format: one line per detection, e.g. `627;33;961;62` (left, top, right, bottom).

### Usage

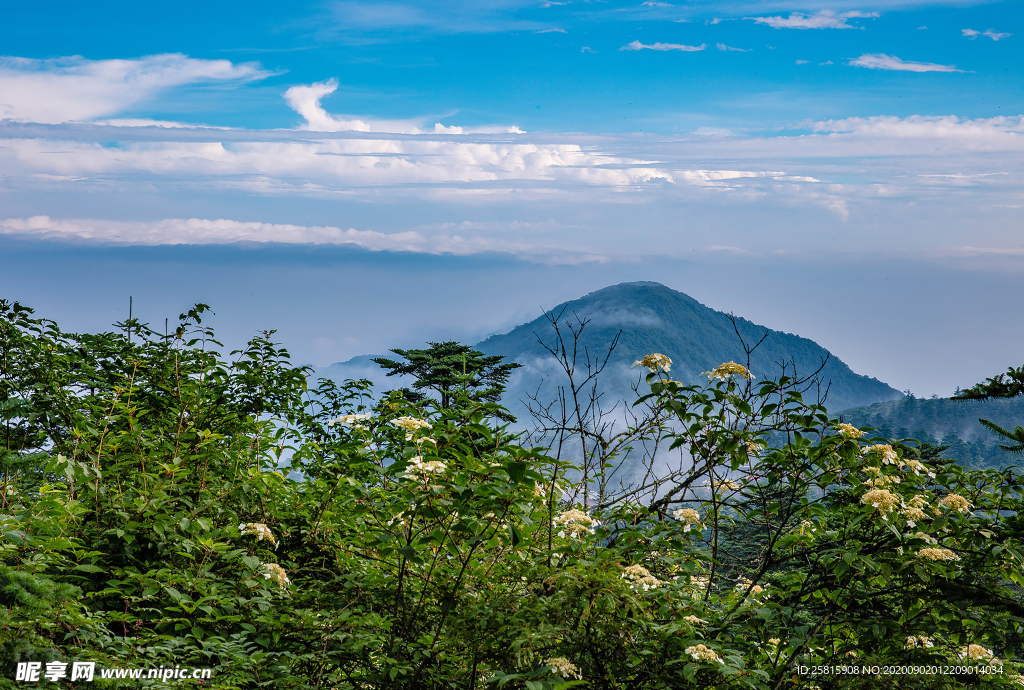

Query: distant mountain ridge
476;282;902;413
317;282;903;415
838;395;1024;469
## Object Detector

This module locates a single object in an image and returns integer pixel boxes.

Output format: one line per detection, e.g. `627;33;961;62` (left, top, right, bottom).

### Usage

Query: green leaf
505;461;528;483
72;564;104;573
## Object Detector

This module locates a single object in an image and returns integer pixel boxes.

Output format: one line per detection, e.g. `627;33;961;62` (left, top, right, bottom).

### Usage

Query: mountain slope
476;282;901;413
838;395;1024;468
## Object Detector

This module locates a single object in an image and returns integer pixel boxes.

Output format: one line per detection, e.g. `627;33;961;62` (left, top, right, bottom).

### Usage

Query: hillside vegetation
3;300;1022;690
841;395;1024;469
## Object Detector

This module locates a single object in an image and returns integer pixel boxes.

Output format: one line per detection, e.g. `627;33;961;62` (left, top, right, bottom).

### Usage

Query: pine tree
372;341;521;414
954;364;1024;454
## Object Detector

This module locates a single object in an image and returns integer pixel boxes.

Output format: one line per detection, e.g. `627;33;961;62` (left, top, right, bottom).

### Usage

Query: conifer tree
372;341;521;412
954;364;1024;453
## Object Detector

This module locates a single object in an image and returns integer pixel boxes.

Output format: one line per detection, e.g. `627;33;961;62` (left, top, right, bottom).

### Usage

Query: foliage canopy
372;341;521;413
1;301;1022;689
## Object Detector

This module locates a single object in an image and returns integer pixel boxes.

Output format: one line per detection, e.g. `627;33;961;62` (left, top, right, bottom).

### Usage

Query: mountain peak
319;282;902;414
478;282;901;412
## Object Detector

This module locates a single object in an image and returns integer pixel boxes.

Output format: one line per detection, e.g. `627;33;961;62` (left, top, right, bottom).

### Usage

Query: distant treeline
838;395;1024;470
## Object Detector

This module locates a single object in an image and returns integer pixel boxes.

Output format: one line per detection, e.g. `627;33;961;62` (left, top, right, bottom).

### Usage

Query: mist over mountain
839;395;1024;469
318;282;903;416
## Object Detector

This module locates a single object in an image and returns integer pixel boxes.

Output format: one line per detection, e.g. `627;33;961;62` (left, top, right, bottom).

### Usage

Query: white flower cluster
239;522;277;547
632;353;672;373
672;508;704;533
685;644;723;664
864;466;901;488
262;562;290;587
902;505;927;523
735;578;767;599
702;361;753;381
938;494;972;514
860;488;900;514
621;564;663;591
919;547;960;562
687;575;710;592
682;615;707;625
712;478;740;492
836;423;865;438
328;413;371;428
407;455;447;478
904;636;935;649
863;444;900;465
391;416;432;440
544;657;582;680
902;458;933;477
554;509;600;539
533;480;563;500
960;644;999;662
900;495;932;526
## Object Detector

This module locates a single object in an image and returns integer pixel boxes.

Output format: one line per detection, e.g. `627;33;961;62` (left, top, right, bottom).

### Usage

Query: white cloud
0;216;608;262
749;10;878;30
0;135;676;190
283;79;424;133
944;246;1024;257
692;126;734;136
677;169;786;185
92;118;229;129
717;43;751;52
705;244;755;255
796;59;809;64
0;54;274;124
2;114;1021;258
810;115;1024;142
534;28;567;33
283;79;524;134
848;53;962;73
963;28;1012;41
621;40;705;52
328;0;547;34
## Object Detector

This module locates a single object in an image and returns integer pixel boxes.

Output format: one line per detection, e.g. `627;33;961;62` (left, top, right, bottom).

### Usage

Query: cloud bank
848;54;962;72
962;28;1012;41
749;10;878;29
0;113;1020;264
0;54;274;124
717;43;751;52
0;216;605;263
621;40;705;52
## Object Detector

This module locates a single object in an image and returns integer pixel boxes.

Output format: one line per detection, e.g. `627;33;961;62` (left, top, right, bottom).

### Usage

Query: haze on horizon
0;0;1021;398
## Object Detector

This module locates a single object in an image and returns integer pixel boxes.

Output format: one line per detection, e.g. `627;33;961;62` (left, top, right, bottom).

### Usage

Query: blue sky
0;0;1021;398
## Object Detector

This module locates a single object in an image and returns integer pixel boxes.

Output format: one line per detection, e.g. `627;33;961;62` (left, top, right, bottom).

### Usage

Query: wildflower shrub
0;300;1022;689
